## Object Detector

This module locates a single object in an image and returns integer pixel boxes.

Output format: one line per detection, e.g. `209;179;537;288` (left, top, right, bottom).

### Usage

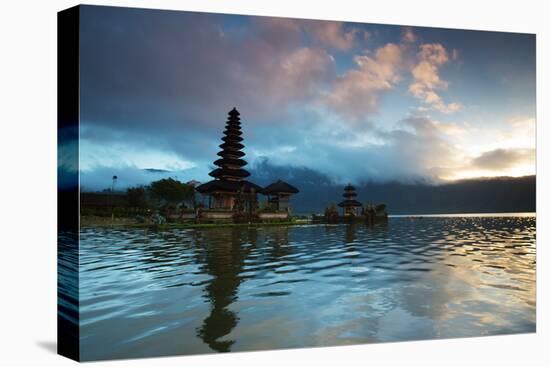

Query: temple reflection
265;226;291;261
195;227;257;352
344;223;358;244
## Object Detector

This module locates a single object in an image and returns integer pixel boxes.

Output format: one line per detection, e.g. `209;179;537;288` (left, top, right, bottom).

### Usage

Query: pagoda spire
342;184;357;199
338;184;362;215
209;108;250;181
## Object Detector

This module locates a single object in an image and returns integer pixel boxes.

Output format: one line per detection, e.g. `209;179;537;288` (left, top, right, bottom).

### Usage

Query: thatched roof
209;167;251;179
195;179;262;194
344;184;356;191
338;199;362;208
261;179;299;195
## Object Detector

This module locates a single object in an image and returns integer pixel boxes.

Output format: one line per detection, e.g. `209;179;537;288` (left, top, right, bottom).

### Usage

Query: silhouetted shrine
195;108;299;222
262;180;299;211
338;184;362;216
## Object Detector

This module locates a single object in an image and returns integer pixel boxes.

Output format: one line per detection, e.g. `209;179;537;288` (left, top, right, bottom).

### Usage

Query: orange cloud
418;43;449;64
408;43;463;114
305;20;363;50
257;17;367;51
323;43;403;119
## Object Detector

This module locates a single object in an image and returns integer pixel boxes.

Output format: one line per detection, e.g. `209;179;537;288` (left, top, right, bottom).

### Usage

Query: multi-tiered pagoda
338;184;363;216
196;108;262;211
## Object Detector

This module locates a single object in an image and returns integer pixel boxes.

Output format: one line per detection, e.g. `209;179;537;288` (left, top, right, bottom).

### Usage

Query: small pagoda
261;179;299;212
338;184;362;216
196;108;262;211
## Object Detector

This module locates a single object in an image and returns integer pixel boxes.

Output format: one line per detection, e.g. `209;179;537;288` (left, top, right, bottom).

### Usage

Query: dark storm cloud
80;6;336;131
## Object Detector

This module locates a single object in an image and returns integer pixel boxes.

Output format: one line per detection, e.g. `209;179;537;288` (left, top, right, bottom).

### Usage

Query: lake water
72;215;536;361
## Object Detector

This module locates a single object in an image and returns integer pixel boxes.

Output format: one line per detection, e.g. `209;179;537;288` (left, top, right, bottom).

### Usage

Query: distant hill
250;161;536;215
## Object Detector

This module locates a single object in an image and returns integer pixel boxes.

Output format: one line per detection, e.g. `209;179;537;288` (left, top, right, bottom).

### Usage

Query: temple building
338;184;362;216
261;180;299;212
195;108;262;212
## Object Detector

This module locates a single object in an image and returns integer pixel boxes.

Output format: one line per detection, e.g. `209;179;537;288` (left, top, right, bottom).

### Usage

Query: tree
324;203;339;223
375;203;387;213
149;178;195;206
127;186;148;209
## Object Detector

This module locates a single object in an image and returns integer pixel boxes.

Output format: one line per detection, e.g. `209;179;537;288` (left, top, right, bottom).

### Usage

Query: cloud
320;30;463;119
408;43;463;113
78;6;345;177
250;112;467;184
76;7;535;190
410;62;447;94
256;17;367;51
304;20;364;50
81;7;409;190
379;116;466;178
507;116;536;129
265;47;336;103
418;43;449;65
80;8;338;134
471;148;535;171
254;17;302;49
77;5;468;188
323;43;403;119
79;139;197;173
433;120;468;136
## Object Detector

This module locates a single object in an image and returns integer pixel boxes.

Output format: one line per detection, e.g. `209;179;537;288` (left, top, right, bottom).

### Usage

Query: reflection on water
75;216;536;361
58;231;79;358
195;228;256;352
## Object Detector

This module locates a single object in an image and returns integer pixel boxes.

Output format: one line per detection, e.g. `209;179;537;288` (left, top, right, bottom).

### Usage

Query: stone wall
258;212;289;221
199;209;234;220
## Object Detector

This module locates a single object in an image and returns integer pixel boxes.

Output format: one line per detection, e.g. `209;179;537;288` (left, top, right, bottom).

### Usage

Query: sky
73;5;536;191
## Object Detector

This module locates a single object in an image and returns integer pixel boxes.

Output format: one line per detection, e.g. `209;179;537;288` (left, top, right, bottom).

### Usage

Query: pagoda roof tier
223;134;242;140
223;129;242;136
221;135;243;143
219;142;245;150
195;179;261;194
217;150;245;158
224;122;241;128
344;184;356;191
209;167;251;178
343;192;358;198
261;179;299;195
338;199;363;208
224;121;242;128
213;158;247;167
223;130;242;137
228;107;240;117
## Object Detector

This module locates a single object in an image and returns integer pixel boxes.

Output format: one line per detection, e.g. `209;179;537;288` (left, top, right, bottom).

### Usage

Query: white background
0;0;547;366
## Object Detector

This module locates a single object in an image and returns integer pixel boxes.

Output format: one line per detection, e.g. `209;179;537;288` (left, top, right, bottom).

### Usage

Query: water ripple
75;216;536;360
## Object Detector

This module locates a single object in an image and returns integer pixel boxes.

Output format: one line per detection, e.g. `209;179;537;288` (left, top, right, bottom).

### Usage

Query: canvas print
58;5;536;362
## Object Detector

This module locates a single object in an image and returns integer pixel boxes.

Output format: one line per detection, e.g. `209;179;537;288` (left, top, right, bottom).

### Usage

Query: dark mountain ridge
249;162;535;215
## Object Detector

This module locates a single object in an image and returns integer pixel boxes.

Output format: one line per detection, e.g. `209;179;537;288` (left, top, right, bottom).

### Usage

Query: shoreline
388;212;536;218
80;212;535;230
80;217;311;230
